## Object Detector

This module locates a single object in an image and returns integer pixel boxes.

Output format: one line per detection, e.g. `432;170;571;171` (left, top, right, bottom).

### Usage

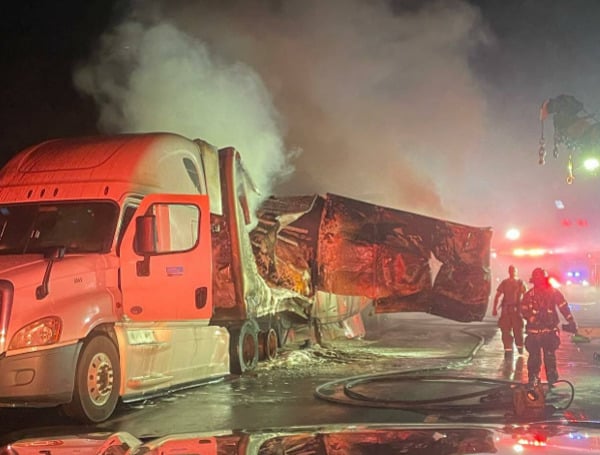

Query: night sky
2;0;600;261
0;1;121;161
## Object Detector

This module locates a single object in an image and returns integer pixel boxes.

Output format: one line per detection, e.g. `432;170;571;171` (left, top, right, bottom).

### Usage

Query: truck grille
0;280;14;355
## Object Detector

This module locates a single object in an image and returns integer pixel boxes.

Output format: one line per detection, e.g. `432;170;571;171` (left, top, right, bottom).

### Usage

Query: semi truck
0;132;492;423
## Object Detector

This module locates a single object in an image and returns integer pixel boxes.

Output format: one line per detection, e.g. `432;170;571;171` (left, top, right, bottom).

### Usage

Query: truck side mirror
36;246;66;300
135;215;157;255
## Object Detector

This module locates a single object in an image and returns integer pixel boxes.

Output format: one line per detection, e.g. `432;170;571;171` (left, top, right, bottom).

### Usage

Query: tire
62;335;120;423
259;328;279;361
229;319;259;374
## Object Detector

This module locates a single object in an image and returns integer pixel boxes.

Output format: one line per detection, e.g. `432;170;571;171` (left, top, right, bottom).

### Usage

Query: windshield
0;202;118;254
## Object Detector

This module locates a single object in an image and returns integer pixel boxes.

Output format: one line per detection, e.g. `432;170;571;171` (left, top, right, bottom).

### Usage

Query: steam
75;0;491;224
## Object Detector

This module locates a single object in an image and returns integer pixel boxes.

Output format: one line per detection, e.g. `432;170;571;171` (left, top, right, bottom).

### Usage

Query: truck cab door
120;194;212;321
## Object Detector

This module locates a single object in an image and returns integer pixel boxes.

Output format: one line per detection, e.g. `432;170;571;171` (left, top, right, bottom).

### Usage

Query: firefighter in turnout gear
521;267;577;385
493;265;527;358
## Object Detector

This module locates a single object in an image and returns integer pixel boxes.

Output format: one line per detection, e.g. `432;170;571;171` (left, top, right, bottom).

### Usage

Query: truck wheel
229;320;259;374
259;328;279;361
62;335;120;423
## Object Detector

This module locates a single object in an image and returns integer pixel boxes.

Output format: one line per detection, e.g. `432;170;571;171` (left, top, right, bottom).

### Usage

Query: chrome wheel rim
86;352;114;406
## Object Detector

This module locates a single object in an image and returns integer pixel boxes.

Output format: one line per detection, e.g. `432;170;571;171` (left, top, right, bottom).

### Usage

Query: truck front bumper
0;342;81;407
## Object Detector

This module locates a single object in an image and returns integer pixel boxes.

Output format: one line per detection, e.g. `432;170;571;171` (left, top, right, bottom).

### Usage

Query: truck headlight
9;316;62;349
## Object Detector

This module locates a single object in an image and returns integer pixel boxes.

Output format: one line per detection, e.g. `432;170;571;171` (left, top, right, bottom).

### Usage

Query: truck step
127;374;174;389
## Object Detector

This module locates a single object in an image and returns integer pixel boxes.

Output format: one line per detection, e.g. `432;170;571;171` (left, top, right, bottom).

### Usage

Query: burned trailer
251;193;492;340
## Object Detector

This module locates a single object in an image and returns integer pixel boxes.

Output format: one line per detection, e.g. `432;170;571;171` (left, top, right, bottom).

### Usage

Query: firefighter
492;265;527;358
521;267;577;386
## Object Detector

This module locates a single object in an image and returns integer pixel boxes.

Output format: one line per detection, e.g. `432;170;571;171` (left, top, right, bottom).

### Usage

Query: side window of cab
134;203;200;255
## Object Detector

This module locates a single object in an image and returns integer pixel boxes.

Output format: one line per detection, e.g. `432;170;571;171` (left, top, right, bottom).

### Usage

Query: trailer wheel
259;328;279;361
229;320;259;374
62;335;120;423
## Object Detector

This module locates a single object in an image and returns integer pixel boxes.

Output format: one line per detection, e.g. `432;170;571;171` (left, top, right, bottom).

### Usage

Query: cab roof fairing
0;133;220;208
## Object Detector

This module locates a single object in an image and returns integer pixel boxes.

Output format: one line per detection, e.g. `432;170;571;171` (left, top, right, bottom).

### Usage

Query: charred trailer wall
251;194;492;324
318;194;492;322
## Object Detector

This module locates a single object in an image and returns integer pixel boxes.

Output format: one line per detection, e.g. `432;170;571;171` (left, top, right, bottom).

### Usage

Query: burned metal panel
429;221;492;322
211;212;239;317
251;195;322;299
211;149;301;323
317;194;433;304
250;193;492;323
318;194;492;322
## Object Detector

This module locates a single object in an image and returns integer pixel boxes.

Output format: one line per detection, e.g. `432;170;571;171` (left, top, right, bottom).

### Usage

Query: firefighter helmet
529;267;548;284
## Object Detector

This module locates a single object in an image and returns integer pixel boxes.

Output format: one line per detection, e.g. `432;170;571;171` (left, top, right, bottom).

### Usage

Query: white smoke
74;19;295;212
162;0;491;220
75;0;491;223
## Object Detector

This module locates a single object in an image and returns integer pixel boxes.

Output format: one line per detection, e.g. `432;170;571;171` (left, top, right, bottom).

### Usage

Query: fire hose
315;371;575;421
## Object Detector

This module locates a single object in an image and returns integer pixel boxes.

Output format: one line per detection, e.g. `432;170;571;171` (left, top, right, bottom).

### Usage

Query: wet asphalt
1;306;600;445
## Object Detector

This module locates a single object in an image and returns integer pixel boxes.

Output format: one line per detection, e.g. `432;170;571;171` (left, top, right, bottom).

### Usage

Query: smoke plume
75;0;491;223
74;19;294;213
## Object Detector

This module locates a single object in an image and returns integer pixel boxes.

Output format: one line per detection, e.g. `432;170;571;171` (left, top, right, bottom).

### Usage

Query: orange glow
517;437;547;447
515;432;548;447
513;248;548;257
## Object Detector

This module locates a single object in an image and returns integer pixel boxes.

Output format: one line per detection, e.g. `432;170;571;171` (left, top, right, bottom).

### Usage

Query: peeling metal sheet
251;194;491;323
